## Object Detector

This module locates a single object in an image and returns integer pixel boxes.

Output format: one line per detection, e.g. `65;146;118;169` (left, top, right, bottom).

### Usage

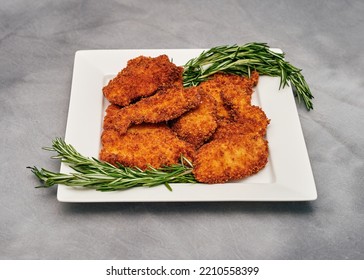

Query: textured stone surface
1;0;363;259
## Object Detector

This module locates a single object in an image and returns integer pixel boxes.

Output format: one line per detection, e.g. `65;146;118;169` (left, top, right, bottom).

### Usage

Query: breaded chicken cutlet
100;54;270;184
199;71;259;120
220;83;270;137
213;105;270;139
103;55;183;107
191;71;269;184
199;77;230;120
212;112;268;141
193;134;268;184
113;86;201;134
171;92;218;148
101;104;195;169
100;124;195;170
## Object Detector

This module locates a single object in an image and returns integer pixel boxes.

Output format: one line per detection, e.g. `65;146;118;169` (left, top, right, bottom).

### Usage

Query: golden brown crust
220;84;251;114
198;71;259;120
102;104;121;130
100;59;269;183
212;106;270;139
199;77;230;120
193;134;268;184
100;124;195;170
103;55;183;107
171;92;218;148
113;86;201;134
215;71;259;87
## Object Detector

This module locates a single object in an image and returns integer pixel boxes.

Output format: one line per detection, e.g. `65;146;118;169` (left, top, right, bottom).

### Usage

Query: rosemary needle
28;138;196;191
183;42;314;110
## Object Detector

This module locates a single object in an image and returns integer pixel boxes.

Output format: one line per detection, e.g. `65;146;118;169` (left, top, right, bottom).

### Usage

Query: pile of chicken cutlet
100;54;270;184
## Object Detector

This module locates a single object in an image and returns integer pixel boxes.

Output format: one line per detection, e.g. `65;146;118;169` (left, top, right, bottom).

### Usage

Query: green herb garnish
28;138;196;191
183;42;313;110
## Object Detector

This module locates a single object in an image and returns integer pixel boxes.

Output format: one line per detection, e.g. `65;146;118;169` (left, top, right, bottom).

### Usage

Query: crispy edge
214;71;259;88
212;106;270;139
220;83;252;114
102;104;122;130
199;77;230;120
171;92;218;148
102;55;183;106
192;134;269;184
198;72;258;120
100;124;196;170
113;86;201;134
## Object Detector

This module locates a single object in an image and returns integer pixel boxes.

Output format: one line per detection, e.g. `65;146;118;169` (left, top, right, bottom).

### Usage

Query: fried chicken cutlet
199;71;259;120
171;92;218;148
193;134;269;184
103;55;183;107
100;124;195;170
192;71;269;184
199;76;230;120
220;86;270;137
213;106;270;139
101;105;196;169
100;53;269;183
113;86;201;134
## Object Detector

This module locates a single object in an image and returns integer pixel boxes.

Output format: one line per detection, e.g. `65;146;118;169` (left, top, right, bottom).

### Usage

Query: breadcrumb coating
199;71;259;120
100;124;195;170
103;55;183;107
113;86;201;135
171;92;218;148
193;134;268;184
100;57;269;184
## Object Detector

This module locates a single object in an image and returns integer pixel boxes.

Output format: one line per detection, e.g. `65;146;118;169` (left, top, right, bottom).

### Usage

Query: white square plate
58;49;317;202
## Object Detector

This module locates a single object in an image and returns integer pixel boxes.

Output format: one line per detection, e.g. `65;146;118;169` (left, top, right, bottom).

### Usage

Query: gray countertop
1;0;363;260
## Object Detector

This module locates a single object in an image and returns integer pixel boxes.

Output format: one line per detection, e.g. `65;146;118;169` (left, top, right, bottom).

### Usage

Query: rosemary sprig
28;138;196;191
183;42;313;110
